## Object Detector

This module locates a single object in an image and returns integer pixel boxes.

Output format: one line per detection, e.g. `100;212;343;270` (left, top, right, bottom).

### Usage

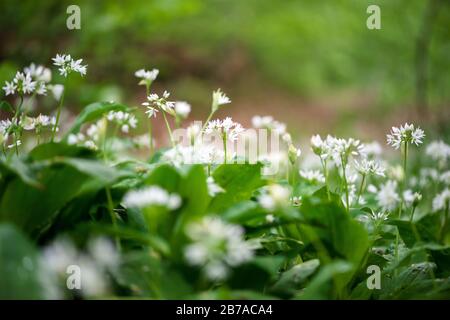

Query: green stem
355;173;366;207
440;201;449;243
51;89;65;142
105;187;121;251
341;156;349;212
222;132;227;164
202;110;215;133
162;112;175;147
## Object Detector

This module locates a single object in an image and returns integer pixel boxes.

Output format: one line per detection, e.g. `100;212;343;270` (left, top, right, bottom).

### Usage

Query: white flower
187;122;202;144
107;111;138;133
425;140;450;164
432;188;450;212
4;72;38;96
162;144;224;166
367;211;389;222
258;184;290;211
387;123;425;149
288;144;301;164
41;239;78;274
77;257;108;297
329;137;364;165
252;115;286;135
48;84;64;101
211;89;231;112
310;134;335;160
123;186;182;210
354;159;385;177
441;171;450;185
135;68;159;83
376;180;400;212
184;217;254;281
88;237;120;270
204;117;244;142
299;169;325;184
207;176;224;197
265;214;275;223
142;91;175;115
403;190;422;207
174;101;191;119
24;63;52;83
362;141;383;158
52;54;87;77
2;81;16;96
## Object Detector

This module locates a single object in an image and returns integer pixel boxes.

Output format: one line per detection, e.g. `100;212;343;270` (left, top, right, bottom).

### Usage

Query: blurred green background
0;0;449;141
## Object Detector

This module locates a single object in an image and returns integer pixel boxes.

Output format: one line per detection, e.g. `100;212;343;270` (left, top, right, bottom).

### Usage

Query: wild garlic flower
288;144;301;165
252;115;286;135
142;91;175;116
211;89;231;112
387;123;425;149
441;171;450;185
21;114;56;134
310;134;335;160
207;176;224;197
299;169;325;184
24;63;52;83
48;84;64;101
52;54;87;77
174;101;191;119
354;159;385;177
204;117;244;142
87;237;120;271
187;122;202;144
432;188;450;212
135;68;159;85
329;137;365;165
367;211;389;223
67;132;97;150
162;144;224;166
184;217;254;281
425;140;450;165
123;186;181;210
3;72;37;96
403;190;422;207
258;184;291;211
376;180;400;212
106;111;138;133
362;141;383;158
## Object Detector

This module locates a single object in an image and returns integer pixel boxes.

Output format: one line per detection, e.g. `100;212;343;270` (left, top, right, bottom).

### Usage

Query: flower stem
162;112;175;147
51;89;65;142
321;159;331;200
355;173;366;206
105;187;121;251
222;132;227;164
341;156;349;212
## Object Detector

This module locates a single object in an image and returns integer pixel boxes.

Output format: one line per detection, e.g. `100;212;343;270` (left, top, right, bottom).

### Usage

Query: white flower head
142;91;175;116
52;54;87;77
376;180;400;212
403;190;422;207
354;159;385;177
107;111;138;133
432;188;450;212
211;89;231;112
204;117;244;142
174;101;191;119
135;68;159;85
387;123;425;149
300;169;325;184
123;186;181;210
184;217;254;281
258;184;290;211
206;176;224;197
426;140;450;165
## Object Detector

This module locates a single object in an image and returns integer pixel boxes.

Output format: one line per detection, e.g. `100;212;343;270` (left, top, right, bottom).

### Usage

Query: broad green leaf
209;164;265;212
64;101;128;136
0;224;45;299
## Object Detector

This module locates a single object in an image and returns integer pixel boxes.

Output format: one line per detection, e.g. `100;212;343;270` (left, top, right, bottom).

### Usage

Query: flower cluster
52;54;87;77
204;117;245;142
142;91;175;117
107;111;138;133
123;186;182;210
387;123;425;149
184;217;254;280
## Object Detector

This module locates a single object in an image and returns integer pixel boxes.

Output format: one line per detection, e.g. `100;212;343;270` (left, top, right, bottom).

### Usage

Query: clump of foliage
0;55;449;299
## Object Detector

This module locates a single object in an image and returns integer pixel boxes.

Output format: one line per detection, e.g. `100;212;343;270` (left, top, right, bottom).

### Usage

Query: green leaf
270;259;320;297
0;224;45;299
64;101;128;136
209;164;265;212
0;100;14;113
